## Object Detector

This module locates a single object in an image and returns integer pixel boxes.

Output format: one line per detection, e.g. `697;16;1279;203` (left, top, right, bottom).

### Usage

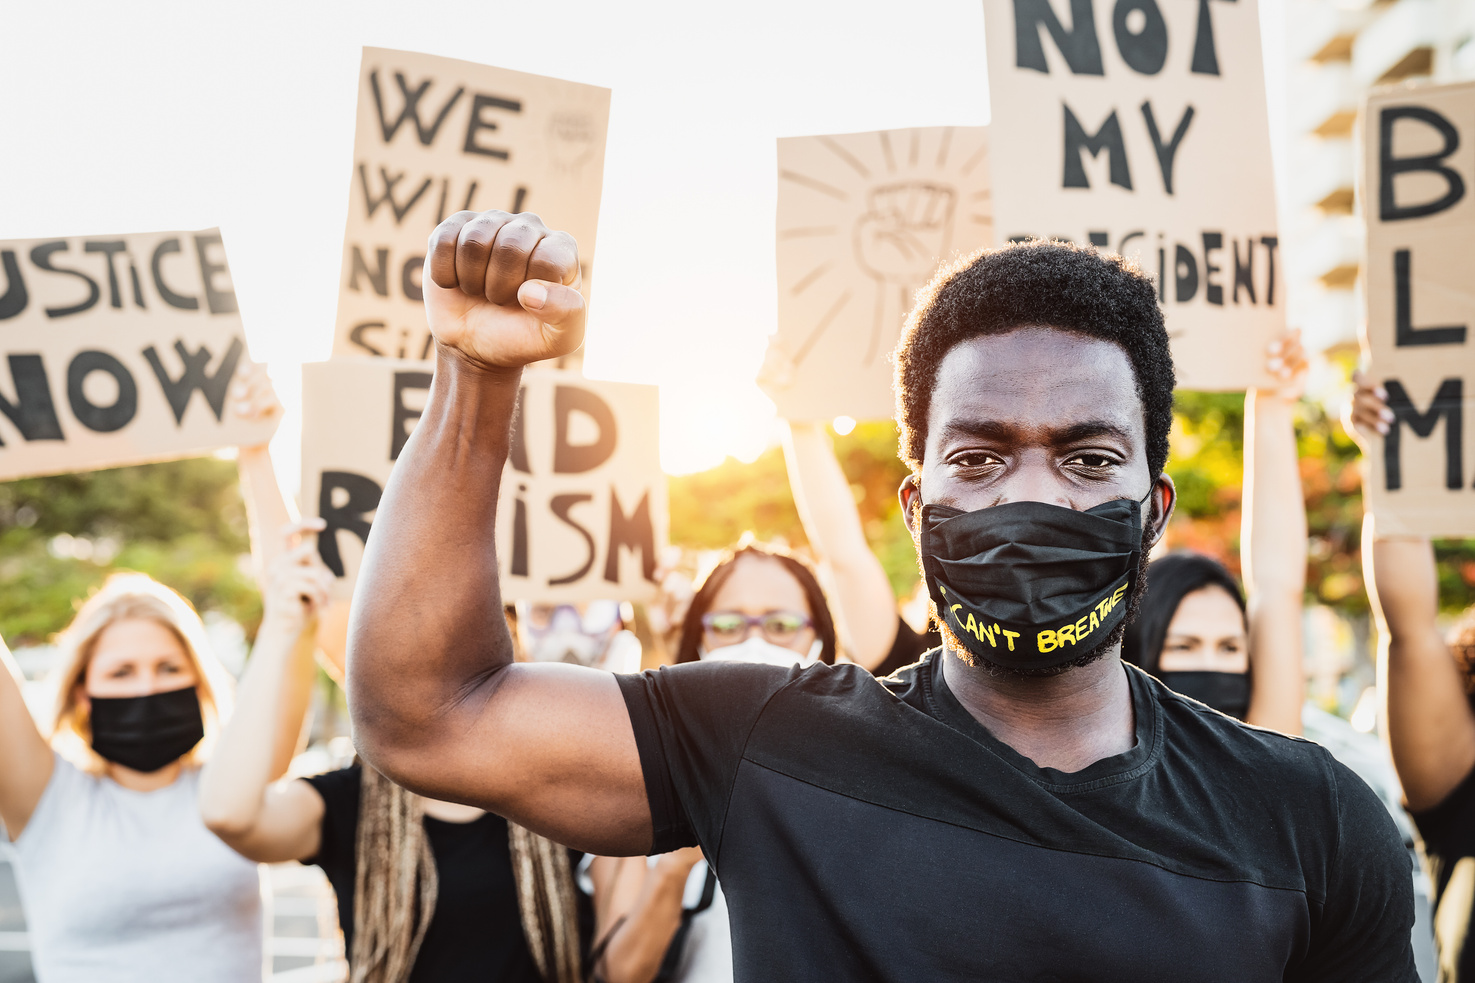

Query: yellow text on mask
1036;582;1129;654
940;587;1021;652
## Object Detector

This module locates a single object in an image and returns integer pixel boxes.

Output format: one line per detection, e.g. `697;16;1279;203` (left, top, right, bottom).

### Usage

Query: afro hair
893;239;1176;481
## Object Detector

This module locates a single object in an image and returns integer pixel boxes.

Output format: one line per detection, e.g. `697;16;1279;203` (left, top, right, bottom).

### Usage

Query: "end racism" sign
0;229;272;480
982;0;1282;391
301;359;665;603
1360;80;1475;537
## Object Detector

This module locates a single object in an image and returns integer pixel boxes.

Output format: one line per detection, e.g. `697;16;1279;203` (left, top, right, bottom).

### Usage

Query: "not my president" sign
982;0;1282;391
0;229;272;480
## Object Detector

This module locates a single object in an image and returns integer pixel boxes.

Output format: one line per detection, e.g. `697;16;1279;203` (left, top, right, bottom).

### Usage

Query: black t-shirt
302;764;542;983
1412;765;1475;981
870;614;941;678
617;651;1416;982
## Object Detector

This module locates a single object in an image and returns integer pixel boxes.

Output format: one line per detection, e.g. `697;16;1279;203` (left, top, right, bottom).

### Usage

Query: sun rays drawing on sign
762;127;992;422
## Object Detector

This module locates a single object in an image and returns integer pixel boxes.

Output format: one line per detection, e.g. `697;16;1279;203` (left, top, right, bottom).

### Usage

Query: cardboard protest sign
0;229;272;481
333;48;610;362
1359;81;1475;537
762;127;993;421
981;0;1282;391
301;359;665;602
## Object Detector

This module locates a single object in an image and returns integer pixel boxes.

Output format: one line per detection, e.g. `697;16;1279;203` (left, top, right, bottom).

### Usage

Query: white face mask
699;635;821;668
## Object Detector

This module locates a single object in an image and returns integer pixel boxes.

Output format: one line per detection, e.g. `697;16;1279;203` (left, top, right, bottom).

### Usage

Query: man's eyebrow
935;419;1134;445
935;419;1019;444
1053;421;1134;445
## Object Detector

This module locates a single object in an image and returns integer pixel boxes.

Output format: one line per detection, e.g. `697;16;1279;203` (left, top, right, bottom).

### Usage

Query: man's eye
954;453;998;468
1069;454;1115;468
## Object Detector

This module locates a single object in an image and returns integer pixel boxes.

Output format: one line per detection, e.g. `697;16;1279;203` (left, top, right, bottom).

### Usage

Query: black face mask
920;496;1147;671
89;686;205;773
1159;671;1251;721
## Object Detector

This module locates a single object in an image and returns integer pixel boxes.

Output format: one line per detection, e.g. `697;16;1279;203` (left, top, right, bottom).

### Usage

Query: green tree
0;458;259;646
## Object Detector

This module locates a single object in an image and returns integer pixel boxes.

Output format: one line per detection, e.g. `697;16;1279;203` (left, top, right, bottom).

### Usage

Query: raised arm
1348;374;1475;811
232;362;292;581
1241;331;1308;734
199;529;333;863
0;634;52;841
783;422;898;669
346;211;649;855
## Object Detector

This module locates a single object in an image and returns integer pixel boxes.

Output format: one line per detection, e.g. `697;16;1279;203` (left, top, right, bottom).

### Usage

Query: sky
0;0;1286;485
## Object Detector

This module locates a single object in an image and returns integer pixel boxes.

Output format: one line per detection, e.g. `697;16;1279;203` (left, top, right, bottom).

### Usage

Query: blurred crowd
1;319;1472;982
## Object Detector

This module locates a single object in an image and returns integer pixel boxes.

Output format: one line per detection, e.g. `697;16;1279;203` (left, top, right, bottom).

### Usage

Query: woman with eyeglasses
584;543;838;983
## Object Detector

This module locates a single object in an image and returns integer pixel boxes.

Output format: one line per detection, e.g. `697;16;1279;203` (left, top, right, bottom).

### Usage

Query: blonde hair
48;572;233;773
351;765;582;983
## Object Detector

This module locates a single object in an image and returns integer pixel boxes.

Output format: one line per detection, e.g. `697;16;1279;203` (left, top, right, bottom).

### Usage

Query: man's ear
1146;473;1176;548
899;474;922;538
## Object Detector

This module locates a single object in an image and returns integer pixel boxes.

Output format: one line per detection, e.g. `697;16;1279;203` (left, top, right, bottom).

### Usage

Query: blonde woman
0;363;291;983
202;552;585;983
0;572;266;983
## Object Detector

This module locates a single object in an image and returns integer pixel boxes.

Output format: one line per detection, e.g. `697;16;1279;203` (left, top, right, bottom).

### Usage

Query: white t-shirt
668;859;732;983
579;854;733;983
11;752;266;983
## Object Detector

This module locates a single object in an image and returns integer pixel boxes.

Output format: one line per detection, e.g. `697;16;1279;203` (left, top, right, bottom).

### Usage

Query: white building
1282;0;1475;358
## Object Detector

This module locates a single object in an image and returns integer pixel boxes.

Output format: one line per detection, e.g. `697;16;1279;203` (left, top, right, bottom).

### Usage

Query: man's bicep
394;663;653;856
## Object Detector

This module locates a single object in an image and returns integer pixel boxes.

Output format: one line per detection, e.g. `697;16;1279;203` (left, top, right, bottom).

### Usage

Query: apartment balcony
1285;216;1362;294
1285;0;1379;66
1285;135;1356;214
1288;61;1362;139
1352;0;1440;86
1297;285;1362;353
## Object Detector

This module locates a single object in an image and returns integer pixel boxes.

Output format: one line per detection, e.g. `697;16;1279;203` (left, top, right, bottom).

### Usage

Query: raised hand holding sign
424;209;586;369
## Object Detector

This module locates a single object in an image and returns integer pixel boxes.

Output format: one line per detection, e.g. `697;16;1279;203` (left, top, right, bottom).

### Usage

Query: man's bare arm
347;211;651;855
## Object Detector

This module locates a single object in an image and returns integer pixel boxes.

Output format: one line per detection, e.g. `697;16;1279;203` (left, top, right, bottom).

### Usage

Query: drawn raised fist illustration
548;111;597;174
852;182;957;286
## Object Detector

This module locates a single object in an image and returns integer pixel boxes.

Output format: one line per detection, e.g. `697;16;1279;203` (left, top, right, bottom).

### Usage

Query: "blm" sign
981;0;1282;391
1360;80;1475;537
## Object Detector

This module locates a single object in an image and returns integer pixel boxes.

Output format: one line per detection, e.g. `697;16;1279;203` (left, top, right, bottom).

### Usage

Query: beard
921;494;1159;679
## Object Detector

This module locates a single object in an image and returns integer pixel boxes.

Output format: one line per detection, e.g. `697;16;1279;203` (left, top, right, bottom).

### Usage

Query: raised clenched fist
852;182;957;286
424;210;585;370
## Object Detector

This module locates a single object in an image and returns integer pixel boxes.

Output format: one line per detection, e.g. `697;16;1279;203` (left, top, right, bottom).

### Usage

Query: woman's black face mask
920;494;1150;671
88;686;204;773
1159;671;1251;721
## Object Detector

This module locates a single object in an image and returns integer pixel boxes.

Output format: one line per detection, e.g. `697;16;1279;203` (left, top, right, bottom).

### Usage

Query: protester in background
202;562;585;983
514;599;643;673
782;421;937;674
1122;330;1307;734
584;543;838;983
0;364;284;983
1351;373;1475;983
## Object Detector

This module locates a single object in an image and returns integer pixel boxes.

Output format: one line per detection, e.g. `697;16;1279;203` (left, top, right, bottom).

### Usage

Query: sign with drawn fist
853;182;958;286
764;127;991;421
